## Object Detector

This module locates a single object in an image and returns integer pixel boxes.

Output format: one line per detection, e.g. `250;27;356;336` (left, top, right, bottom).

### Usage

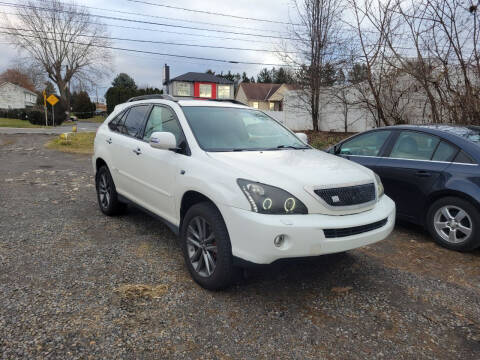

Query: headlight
374;173;384;198
237;179;308;214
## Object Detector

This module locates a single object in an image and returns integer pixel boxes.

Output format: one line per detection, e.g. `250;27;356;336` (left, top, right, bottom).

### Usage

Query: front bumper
219;195;395;264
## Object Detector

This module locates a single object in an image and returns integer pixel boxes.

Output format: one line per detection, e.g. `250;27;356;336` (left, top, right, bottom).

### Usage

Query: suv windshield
182;106;308;152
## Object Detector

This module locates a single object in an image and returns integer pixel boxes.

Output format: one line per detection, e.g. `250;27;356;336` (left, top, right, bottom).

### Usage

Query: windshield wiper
274;145;309;150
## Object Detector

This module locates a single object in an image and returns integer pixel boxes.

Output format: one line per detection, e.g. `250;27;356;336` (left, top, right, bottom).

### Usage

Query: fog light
274;234;285;247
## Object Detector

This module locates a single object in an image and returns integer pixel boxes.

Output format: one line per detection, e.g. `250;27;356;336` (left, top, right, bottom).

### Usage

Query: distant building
0;82;37;109
164;71;234;100
235;83;299;111
95;102;107;112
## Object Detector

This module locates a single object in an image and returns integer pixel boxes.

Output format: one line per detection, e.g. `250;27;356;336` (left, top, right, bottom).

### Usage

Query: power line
0;1;297;40
0;30;295;67
26;0;290;35
126;0;301;26
0;26;296;54
0;9;276;44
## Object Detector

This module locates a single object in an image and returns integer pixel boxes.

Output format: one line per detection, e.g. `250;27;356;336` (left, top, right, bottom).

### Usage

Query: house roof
168;72;233;84
238;83;283;101
0;81;37;95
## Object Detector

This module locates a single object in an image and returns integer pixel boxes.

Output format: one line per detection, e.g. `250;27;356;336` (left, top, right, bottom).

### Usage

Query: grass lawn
307;131;355;150
76;115;106;123
45;132;96;155
0;118;44;128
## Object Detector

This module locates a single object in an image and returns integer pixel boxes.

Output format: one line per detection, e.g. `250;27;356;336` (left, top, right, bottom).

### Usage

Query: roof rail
187;97;246;105
127;94;178;102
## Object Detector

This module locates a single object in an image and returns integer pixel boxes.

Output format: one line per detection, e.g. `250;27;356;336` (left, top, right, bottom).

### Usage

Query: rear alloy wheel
181;202;238;290
95;165;126;216
427;197;480;251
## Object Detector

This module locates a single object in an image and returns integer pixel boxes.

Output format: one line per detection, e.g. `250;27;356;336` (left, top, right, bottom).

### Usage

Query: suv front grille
323;218;388;238
314;183;376;207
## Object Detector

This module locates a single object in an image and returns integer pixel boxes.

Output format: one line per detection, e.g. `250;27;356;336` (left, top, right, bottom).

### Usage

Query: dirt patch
115;284;168;300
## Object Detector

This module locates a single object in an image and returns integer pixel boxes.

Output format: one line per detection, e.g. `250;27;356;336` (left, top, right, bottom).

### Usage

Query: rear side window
121;105;150;138
108;110;128;132
339;131;391;157
454;150;476;164
432;141;457;162
389;131;439;160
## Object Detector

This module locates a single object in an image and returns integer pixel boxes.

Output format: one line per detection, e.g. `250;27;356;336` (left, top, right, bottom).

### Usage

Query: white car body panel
93;98;396;264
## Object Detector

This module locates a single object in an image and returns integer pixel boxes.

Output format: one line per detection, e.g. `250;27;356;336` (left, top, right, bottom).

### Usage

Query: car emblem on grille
331;195;340;203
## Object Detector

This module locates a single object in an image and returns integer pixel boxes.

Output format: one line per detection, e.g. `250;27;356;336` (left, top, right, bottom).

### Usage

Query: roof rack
127;94;178;102
187;97;246;105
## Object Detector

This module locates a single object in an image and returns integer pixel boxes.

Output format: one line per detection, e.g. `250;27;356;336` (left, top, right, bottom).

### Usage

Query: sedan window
432;141;457;162
389;131;439;160
339;131;391;157
143;105;183;145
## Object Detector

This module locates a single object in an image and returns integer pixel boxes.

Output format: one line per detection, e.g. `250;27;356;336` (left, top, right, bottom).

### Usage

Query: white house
0;82;38;109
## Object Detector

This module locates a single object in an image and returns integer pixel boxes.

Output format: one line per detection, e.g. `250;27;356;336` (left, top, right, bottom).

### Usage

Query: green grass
307;131;355;150
0;118;44;128
76;115;106;123
45;132;96;154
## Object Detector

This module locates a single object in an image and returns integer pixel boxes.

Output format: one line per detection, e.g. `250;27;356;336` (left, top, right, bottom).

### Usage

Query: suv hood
207;149;376;215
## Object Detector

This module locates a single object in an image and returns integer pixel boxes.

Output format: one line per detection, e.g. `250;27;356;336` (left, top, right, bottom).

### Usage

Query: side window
389;131;439;160
143;105;184;145
432;141;457;162
121;105;150;138
454;150;476;164
340;131;391;157
108;110;128;132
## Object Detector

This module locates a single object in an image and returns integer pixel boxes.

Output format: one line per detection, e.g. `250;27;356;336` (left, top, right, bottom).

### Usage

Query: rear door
336;130;393;171
375;130;455;223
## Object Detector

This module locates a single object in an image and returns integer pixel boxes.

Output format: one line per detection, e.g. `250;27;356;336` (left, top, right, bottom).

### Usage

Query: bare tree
2;0;111;113
284;0;346;131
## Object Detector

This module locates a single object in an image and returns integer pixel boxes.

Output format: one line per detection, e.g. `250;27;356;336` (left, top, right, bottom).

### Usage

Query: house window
252;102;259;109
217;85;231;99
269;102;275;111
175;82;191;97
199;84;212;98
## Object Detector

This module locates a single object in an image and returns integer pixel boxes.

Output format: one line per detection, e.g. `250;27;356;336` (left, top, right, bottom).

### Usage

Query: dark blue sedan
328;125;480;251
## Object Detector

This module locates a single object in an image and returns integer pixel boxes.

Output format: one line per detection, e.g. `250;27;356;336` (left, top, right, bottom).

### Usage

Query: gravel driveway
1;134;479;359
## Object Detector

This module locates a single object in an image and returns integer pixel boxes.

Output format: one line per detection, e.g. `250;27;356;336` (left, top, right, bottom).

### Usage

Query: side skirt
117;194;180;236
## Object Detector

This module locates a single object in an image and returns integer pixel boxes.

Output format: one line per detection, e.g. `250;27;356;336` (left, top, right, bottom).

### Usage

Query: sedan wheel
433;205;472;244
427;196;480;251
186;216;217;277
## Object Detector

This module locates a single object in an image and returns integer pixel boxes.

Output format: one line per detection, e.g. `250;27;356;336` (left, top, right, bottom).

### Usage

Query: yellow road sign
46;94;59;106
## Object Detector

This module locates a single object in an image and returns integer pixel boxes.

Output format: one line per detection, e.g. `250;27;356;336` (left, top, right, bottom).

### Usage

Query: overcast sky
0;0;297;99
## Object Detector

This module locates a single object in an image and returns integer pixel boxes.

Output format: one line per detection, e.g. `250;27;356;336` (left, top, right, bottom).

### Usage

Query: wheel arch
424;189;480;225
180;191;222;227
95;157;108;172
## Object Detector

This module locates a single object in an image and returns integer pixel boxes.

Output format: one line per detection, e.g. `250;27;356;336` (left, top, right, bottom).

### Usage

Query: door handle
106;137;112;144
415;170;431;177
133;148;142;155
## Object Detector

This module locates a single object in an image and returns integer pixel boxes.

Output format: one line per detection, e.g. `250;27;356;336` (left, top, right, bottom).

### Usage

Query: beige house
235;83;298;111
0;82;37;109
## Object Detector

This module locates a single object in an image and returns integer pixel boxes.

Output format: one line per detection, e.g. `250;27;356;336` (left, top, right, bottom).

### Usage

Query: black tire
95;165;126;216
180;202;238;290
426;196;480;251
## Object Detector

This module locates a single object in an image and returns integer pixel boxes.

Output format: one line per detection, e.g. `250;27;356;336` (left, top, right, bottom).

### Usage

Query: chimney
163;64;170;85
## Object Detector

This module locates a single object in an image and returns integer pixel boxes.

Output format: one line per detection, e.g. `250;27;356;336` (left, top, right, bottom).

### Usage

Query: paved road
0;121;100;134
1;133;479;359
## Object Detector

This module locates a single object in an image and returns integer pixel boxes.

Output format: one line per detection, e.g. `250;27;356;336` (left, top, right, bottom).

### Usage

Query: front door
133;105;189;223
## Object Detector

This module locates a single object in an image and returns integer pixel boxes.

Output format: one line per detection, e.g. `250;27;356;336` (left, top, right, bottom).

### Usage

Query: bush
0;109;28;119
71;91;96;119
26;101;66;126
24;110;45;125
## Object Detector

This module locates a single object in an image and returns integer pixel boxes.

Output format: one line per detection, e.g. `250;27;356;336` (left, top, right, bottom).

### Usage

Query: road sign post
43;91;47;126
46;94;59;126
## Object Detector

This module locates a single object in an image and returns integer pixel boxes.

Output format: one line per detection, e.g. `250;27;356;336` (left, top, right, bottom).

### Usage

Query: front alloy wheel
180;202;238;290
186;216;217;277
98;172;111;210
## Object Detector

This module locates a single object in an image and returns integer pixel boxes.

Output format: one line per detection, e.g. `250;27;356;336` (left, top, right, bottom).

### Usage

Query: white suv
93;95;395;290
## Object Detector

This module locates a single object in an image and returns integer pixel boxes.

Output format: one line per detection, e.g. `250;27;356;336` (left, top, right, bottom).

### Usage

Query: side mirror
333;145;340;155
149;131;177;151
295;132;308;144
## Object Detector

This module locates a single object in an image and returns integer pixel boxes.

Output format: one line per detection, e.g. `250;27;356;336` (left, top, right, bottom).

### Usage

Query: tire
95;165;126;216
426;196;480;251
180;202;238;290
